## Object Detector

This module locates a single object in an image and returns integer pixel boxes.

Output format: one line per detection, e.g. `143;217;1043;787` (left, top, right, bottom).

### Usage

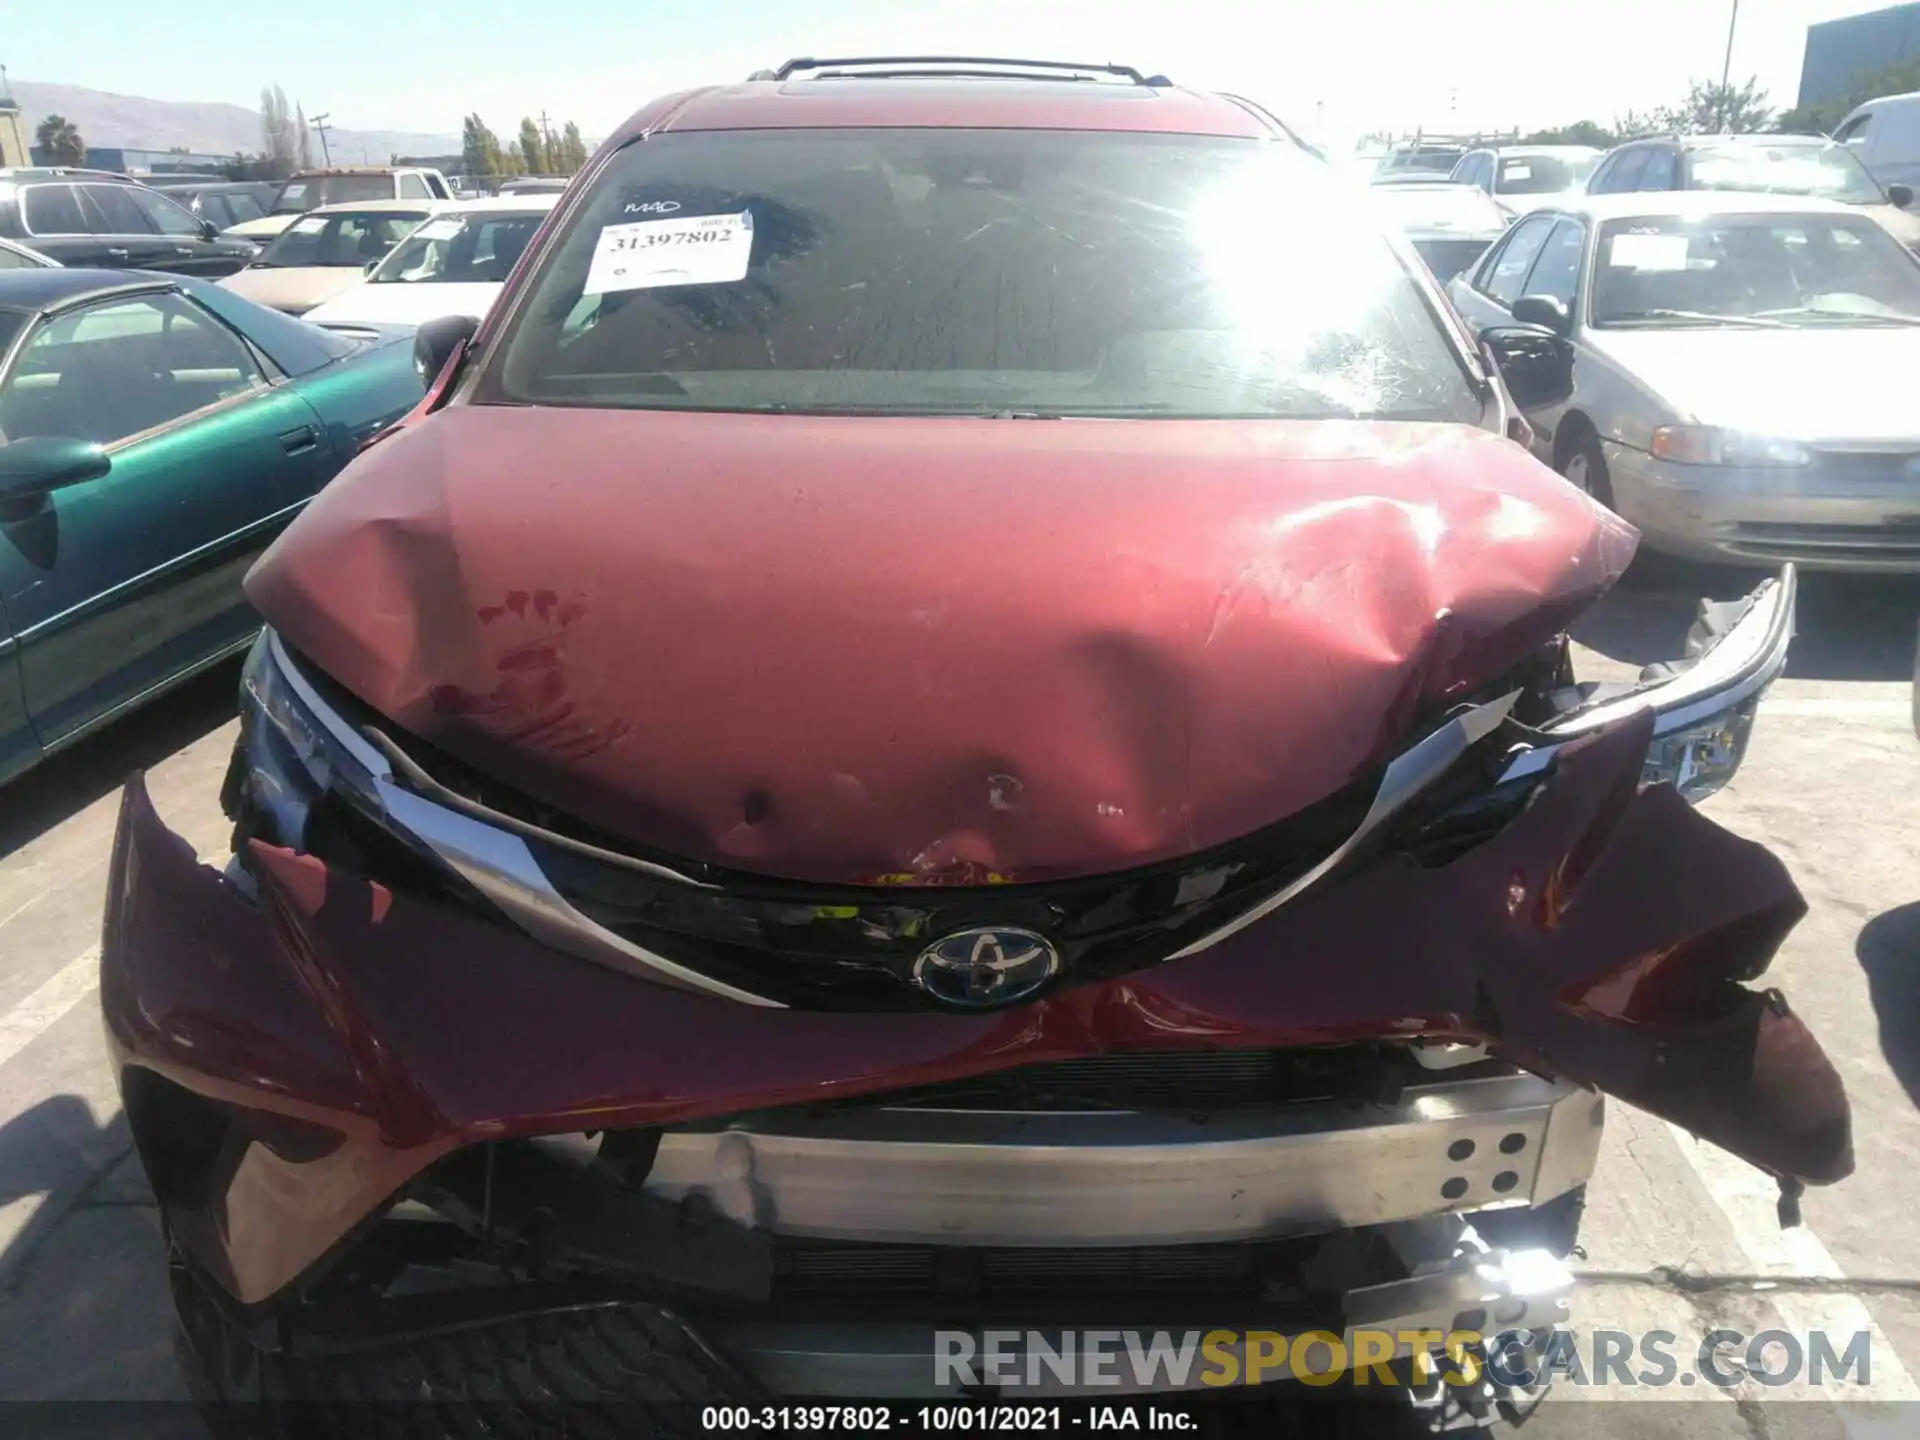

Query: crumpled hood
246;407;1636;884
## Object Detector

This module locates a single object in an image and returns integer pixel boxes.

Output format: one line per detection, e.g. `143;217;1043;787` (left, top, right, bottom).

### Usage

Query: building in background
26;145;229;176
1800;2;1920;109
0;79;29;168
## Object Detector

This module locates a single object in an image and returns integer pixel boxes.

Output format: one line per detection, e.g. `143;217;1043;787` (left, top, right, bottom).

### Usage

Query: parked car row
216;193;558;320
0;164;461;280
1448;189;1920;571
0;168;259;276
1384;130;1920;254
0;268;426;784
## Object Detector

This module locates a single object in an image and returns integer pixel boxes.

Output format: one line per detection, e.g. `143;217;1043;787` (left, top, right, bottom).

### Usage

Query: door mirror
0;436;112;502
413;313;479;386
1889;183;1915;210
1479;325;1574;411
1509;293;1573;336
364;258;380;275
199;218;219;241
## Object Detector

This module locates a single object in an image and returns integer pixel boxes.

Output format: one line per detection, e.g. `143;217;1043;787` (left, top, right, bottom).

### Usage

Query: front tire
1557;433;1615;511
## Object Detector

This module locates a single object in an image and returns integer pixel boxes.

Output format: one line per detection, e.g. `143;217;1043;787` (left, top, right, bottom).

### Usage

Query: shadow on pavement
1575;563;1920;683
0;1094;194;1419
1857;902;1920;1113
0;658;242;865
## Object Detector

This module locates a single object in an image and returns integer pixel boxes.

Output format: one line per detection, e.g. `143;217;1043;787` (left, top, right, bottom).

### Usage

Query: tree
35;113;85;166
557;120;589;174
1610;108;1666;141
517;116;548;174
296;104;313;169
462;113;511;176
1520;119;1618;148
260;85;300;177
1651;77;1775;136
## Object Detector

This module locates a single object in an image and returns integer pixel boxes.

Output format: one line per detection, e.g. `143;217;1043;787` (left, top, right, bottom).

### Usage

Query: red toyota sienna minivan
101;56;1844;1430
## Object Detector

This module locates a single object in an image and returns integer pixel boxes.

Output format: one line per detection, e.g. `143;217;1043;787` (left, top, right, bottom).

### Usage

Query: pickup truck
220;166;456;242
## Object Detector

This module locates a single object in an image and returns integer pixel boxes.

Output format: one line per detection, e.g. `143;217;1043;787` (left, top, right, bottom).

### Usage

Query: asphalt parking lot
0;561;1916;1438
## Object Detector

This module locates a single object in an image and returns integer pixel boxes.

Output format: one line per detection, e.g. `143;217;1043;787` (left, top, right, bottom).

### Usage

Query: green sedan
0;268;425;783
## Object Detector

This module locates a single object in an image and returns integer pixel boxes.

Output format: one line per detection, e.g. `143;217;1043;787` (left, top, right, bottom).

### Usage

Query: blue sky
5;0;1890;141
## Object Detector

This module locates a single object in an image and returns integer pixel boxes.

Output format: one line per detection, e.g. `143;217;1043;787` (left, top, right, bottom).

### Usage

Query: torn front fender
102;706;1848;1307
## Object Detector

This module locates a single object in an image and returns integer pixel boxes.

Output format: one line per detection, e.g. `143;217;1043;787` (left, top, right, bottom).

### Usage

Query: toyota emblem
911;927;1061;1008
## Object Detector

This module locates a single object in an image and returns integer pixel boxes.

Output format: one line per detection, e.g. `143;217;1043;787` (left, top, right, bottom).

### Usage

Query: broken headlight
1640;696;1760;804
227;631;384;852
1500;566;1793;807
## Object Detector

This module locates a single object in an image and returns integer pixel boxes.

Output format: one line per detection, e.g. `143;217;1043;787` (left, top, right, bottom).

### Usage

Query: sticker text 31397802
583;210;755;295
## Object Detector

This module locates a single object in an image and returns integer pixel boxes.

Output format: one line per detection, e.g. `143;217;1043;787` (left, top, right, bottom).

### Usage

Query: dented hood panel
246;407;1635;882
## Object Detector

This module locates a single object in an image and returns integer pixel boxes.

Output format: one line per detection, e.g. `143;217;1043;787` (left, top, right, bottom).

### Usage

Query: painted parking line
0;946;100;1072
1762;698;1910;721
1668;1124;1918;1417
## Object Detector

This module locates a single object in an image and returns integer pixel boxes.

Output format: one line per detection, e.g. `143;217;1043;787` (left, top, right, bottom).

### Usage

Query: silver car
1446;191;1920;572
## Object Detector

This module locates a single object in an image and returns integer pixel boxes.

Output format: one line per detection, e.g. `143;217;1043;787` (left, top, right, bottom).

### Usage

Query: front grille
528;781;1373;1008
1806;450;1920;483
329;678;1380;1010
1725;520;1920;558
282;642;1501;1012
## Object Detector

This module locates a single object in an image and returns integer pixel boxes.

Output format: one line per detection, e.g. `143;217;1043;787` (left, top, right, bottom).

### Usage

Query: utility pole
310;112;333;165
1720;0;1740;132
537;110;555;171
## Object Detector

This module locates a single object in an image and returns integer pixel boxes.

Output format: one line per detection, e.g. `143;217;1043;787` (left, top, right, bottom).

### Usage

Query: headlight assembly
1640;695;1760;804
1650;426;1811;468
229;631;386;851
1500;565;1794;806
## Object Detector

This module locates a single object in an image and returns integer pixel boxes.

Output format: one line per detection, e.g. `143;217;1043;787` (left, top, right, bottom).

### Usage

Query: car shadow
0;1094;199;1422
1857;902;1920;1112
0;658;242;865
1574;562;1920;682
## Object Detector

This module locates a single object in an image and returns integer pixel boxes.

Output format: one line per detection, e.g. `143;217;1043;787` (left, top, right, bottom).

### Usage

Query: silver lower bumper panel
642;1071;1604;1247
712;1229;1576;1398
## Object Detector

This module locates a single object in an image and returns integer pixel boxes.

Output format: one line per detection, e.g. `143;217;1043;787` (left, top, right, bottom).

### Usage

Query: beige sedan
218;200;454;315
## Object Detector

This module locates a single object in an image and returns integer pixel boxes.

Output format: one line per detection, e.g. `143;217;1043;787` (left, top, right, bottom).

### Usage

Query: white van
1835;91;1920;191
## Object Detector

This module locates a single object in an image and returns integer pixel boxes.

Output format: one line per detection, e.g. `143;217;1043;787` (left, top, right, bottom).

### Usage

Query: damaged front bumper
102;566;1848;1402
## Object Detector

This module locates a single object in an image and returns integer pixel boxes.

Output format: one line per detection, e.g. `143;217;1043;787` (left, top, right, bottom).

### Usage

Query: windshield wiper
1604;309;1789;329
1752;307;1920;327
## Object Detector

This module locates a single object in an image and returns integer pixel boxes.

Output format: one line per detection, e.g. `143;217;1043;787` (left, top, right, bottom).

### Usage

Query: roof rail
1216;94;1324;159
761;56;1172;86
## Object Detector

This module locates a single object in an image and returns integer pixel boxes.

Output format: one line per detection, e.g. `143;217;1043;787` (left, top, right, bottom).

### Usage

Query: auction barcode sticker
583;210;754;295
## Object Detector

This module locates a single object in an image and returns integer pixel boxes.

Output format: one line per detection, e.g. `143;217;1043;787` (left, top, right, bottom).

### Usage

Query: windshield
484;128;1483;422
1591;213;1920;328
258;210;431;268
1377;149;1466;177
272;174;396;214
1497;153;1599;196
1686;144;1885;205
371;211;547;284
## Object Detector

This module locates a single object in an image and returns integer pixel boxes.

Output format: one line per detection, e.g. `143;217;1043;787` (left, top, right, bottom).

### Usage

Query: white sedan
303;196;559;329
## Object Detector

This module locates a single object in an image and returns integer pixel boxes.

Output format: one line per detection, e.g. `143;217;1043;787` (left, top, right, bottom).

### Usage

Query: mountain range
8;80;462;162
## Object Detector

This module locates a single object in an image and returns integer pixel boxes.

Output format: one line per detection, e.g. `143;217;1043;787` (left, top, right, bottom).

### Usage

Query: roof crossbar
760;56;1171;87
